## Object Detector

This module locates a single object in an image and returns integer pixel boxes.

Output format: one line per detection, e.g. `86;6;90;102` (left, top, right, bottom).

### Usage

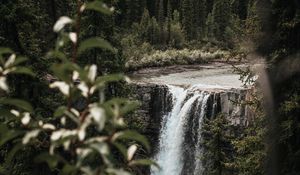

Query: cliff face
129;83;253;154
129;84;171;149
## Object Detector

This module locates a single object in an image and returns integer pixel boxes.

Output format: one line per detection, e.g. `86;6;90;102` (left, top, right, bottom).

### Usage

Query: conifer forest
0;0;299;175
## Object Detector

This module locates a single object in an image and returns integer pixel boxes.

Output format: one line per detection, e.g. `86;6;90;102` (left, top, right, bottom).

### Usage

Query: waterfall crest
151;84;248;175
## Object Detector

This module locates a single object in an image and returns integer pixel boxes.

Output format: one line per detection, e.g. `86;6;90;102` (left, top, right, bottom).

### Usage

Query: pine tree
170;10;185;48
167;0;172;44
201;114;234;175
232;0;249;20
182;0;193;40
206;12;214;39
137;0;147;21
125;0;141;26
139;8;151;42
197;0;207;39
150;17;160;45
158;0;166;45
192;0;207;39
211;0;231;41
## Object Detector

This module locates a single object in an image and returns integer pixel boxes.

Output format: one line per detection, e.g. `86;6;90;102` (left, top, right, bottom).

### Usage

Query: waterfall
151;85;212;175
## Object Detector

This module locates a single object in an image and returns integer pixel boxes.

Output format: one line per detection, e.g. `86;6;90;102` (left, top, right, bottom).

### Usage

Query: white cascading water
151;85;211;175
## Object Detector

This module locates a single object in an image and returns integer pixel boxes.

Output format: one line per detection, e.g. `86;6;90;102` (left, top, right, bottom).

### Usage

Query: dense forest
0;0;299;175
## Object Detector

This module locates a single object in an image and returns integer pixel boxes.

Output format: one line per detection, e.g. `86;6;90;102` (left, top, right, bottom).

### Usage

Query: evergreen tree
211;0;232;41
206;0;215;14
150;17;160;45
170;10;185;48
139;8;152;42
182;0;193;40
201;114;234;175
158;0;166;45
206;13;215;39
232;115;266;175
125;0;141;26
192;0;207;39
167;0;172;44
232;0;249;20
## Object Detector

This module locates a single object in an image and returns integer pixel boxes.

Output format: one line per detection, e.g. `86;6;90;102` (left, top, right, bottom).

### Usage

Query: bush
0;1;155;175
169;23;185;49
126;48;228;70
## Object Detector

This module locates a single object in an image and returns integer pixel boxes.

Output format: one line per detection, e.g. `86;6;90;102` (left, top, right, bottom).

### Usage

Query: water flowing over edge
151;85;212;175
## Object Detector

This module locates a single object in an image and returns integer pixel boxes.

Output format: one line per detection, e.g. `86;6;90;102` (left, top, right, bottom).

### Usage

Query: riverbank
125;48;248;71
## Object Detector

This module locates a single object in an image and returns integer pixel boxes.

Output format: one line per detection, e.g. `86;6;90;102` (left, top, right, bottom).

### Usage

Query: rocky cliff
129;83;253;155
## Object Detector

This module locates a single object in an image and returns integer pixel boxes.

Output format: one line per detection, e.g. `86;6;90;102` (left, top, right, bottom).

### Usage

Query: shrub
0;1;155;175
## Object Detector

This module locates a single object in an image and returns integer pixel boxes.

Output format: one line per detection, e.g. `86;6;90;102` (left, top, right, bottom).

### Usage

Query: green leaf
103;98;140;117
95;74;125;88
0;98;33;112
84;1;113;15
11;56;28;67
51;62;80;83
106;168;131;175
112;142;128;160
0;108;17;120
64;110;80;125
90;142;110;155
129;159;159;168
12;67;35;76
0;47;13;56
47;50;68;62
35;152;65;170
78;37;115;55
6;143;23;163
0;124;23;147
54;106;67;118
113;130;150;151
61;164;77;175
0;47;13;64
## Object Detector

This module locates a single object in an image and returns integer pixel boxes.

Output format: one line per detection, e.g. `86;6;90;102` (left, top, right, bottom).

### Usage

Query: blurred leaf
64;110;80;124
0;98;33;112
35;152;65;170
0;108;17;120
78;37;115;55
112;142;128;160
10;56;28;67
95;74;125;88
80;167;95;175
106;168;131;175
85;1;113;15
0;48;13;65
47;50;68;62
54;106;67;118
90;142;109;155
127;145;137;161
6;143;23;163
103;98;139;117
0;48;13;55
61;164;77;175
129;159;159;168
51;62;80;83
12;67;35;76
113;130;150;151
0;124;23;147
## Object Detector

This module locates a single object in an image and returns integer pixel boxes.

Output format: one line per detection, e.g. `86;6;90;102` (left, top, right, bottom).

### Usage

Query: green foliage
181;0;193;40
0;1;154;175
158;0;166;46
275;77;300;174
211;0;231;41
232;116;266;175
201;114;234;175
139;9;152;42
